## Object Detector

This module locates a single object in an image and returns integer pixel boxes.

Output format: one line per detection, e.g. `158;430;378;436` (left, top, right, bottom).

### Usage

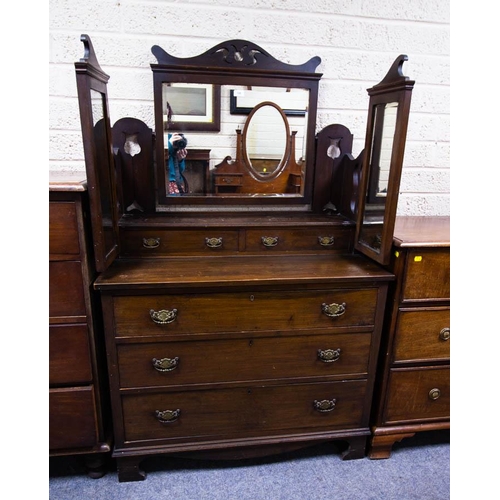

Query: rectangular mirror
151;40;322;210
354;56;415;265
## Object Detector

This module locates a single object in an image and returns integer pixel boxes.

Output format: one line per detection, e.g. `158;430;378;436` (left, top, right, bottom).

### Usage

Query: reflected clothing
167;133;186;182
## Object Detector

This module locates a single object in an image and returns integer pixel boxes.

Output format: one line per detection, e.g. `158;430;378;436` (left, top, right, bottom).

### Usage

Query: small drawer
245;227;353;253
120;229;239;256
385;366;450;424
117;332;372;388
402;249;450;302
121;380;367;443
49;386;98;450
393;308;450;363
49;261;86;319
214;173;243;187
49;202;80;258
113;288;378;338
49;324;93;386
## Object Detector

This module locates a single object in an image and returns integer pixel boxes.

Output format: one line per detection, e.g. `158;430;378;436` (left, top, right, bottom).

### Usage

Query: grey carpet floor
49;430;450;500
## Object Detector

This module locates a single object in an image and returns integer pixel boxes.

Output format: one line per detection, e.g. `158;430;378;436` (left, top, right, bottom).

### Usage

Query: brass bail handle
150;308;178;325
321;302;346;318
155;409;181;424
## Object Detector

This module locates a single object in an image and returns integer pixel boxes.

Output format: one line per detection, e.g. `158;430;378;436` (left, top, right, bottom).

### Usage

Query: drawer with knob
116;332;372;388
392;308;450;364
112;288;379;338
384;366;450;424
121;379;368;443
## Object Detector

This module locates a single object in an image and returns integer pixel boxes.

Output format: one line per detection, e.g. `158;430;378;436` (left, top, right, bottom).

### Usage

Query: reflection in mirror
358;102;399;253
244;102;290;180
90;89;114;251
163;85;309;198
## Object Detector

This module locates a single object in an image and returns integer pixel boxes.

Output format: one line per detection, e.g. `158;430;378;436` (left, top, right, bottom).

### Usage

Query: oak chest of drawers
49;173;111;474
95;252;392;481
368;216;450;458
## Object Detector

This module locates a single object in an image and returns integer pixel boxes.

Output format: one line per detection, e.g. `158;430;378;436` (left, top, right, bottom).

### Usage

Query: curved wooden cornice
151;39;321;75
75;34;110;81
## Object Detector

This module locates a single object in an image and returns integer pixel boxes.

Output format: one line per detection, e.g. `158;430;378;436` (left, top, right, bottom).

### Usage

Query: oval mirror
242;102;291;181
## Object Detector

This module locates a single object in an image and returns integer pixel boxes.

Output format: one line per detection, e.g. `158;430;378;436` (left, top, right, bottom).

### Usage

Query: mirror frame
151;39;322;208
75;34;120;272
242;101;291;182
354;55;415;265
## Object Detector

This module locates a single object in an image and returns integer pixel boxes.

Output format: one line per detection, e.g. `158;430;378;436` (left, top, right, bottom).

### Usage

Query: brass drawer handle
205;237;223;248
261;236;279;247
318;348;341;363
318;236;335;247
313;398;337;413
439;328;450;341
143;237;160;249
152;357;180;372
150;308;178;325
321;302;346;318
428;388;441;401
155;409;180;424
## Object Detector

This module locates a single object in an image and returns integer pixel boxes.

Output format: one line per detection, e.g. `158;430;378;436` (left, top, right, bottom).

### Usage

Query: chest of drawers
49;173;111;475
368;216;450;459
95;253;392;481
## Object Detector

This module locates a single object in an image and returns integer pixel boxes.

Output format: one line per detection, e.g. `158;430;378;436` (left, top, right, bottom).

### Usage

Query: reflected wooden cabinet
368;216;450;459
49;173;111;476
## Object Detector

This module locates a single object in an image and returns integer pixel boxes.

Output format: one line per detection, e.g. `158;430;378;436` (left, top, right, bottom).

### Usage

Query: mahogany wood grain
116;332;372;388
112;288;378;337
121;380;367;443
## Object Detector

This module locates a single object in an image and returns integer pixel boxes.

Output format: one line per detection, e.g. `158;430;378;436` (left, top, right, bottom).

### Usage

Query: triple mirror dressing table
72;35;419;482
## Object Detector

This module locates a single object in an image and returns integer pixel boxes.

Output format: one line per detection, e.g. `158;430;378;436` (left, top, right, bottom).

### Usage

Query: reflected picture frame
162;82;221;132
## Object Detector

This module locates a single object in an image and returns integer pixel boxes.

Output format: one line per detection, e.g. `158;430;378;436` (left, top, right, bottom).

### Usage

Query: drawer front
49;261;86;318
113;288;378;337
245;227;353;253
120;229;239;256
117;332;372;388
385;367;449;423
49;324;93;386
49;386;98;450
49;202;80;257
402;249;450;301
393;309;450;363
122;380;367;443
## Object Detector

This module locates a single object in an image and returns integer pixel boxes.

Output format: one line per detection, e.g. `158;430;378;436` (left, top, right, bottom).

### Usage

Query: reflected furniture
49;172;111;476
72;35;417;482
368;216;450;458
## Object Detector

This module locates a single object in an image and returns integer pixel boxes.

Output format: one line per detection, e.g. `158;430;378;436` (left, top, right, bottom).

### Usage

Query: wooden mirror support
74;34;120;272
354;55;415;265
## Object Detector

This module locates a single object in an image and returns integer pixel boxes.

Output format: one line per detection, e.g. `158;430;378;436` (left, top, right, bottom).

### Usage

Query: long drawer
117;332;372;388
392;308;450;364
384;366;450;424
113;288;378;338
121;380;367;443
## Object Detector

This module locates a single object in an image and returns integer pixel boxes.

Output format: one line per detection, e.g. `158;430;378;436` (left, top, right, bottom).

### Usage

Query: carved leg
116;456;146;482
368;432;415;459
341;436;367;460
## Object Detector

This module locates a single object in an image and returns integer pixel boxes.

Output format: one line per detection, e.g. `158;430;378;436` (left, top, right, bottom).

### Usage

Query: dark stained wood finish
70;37;424;481
368;216;450;459
49;177;111;471
116;332;372;388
